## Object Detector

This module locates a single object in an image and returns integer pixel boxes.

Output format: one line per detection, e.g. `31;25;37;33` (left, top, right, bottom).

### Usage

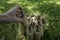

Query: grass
0;0;60;40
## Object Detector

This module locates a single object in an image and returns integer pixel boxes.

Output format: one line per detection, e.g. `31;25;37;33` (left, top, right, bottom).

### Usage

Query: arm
0;5;25;23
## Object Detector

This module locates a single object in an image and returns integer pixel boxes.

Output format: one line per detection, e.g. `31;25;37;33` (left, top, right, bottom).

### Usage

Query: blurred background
0;0;60;40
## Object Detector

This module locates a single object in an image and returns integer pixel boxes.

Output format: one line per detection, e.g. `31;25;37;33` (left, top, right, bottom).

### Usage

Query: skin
0;5;25;23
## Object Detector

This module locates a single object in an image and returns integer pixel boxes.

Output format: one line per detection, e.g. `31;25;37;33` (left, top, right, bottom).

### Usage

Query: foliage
0;0;60;40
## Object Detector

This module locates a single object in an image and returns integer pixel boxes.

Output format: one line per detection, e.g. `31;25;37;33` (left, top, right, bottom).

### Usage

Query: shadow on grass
0;0;18;13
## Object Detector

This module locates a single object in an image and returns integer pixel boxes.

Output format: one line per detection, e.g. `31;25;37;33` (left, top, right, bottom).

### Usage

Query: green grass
0;0;60;40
